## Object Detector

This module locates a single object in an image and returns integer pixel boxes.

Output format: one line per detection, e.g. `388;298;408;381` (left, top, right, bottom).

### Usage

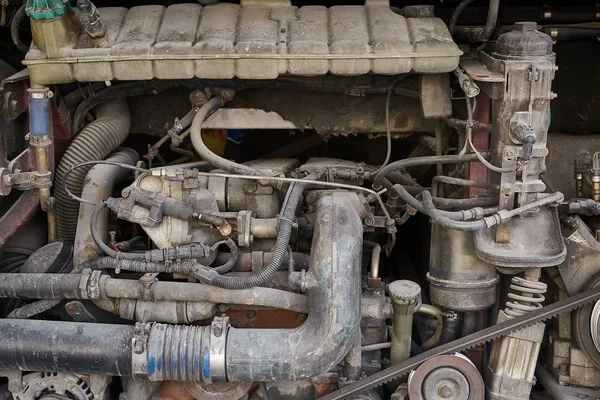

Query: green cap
26;0;70;20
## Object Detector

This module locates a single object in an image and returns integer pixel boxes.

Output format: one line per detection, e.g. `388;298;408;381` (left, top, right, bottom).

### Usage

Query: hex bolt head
306;192;317;204
213;324;223;337
438;384;455;398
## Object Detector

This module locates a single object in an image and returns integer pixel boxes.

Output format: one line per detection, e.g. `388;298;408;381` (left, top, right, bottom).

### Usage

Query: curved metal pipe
225;192;363;381
74;148;139;267
417;304;444;350
364;241;382;279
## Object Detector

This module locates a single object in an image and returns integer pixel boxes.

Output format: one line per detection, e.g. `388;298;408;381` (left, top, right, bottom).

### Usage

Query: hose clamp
131;322;152;380
86;270;103;299
209;316;230;382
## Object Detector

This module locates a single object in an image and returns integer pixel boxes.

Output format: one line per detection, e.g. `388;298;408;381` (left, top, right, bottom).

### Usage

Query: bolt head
438;384;455;398
213;324;223;337
306;192;317;203
296;313;307;322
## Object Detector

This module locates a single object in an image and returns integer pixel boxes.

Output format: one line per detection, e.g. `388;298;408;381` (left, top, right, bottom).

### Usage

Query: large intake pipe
224;192;363;381
74;148;139;267
0;192;363;382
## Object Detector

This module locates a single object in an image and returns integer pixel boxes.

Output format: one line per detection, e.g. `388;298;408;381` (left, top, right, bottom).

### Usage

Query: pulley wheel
573;276;600;369
408;354;484;400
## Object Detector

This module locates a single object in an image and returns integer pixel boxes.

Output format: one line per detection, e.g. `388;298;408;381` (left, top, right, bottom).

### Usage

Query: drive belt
321;285;600;400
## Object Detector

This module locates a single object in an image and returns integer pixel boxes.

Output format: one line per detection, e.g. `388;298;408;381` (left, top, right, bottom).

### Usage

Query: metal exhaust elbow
224;192;363;381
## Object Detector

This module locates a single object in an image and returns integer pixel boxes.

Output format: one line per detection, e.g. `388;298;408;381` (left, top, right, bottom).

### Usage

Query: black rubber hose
448;0;476;35
90;202;145;260
389;184;483;221
190;97;264;176
10;3;29;53
421;191;487;231
481;0;501;41
211;238;239;274
372;154;481;190
432;196;498;210
55;100;131;241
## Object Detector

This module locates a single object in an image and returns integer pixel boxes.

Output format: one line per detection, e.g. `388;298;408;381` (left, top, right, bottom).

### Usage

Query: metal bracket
496;147;519;243
237;210;254;247
0;369;23;393
139;273;158;301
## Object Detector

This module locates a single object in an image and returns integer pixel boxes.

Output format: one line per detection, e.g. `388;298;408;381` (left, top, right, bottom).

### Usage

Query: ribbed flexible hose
7;299;60;319
55;100;131;241
10;3;29;53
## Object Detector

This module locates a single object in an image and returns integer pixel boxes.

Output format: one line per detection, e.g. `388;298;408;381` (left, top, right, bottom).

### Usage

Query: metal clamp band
209;316;230;382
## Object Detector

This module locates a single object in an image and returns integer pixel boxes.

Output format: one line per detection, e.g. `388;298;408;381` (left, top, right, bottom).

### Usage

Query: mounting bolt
247;310;256;319
296;313;307;322
213;323;223;337
438;384;455;398
364;216;375;226
504;149;515;160
501;185;512;195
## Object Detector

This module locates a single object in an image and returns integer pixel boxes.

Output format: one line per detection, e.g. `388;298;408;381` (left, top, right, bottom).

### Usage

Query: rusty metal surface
232;89;435;136
0;190;40;245
222;309;303;329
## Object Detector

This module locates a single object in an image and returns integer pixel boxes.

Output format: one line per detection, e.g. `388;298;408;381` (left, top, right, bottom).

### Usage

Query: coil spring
505;277;547;318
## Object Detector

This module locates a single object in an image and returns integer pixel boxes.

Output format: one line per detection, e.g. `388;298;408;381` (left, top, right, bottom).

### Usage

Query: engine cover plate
24;1;462;84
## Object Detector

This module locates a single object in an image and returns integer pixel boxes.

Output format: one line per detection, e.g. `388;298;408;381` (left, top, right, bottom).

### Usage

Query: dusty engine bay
0;0;600;399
